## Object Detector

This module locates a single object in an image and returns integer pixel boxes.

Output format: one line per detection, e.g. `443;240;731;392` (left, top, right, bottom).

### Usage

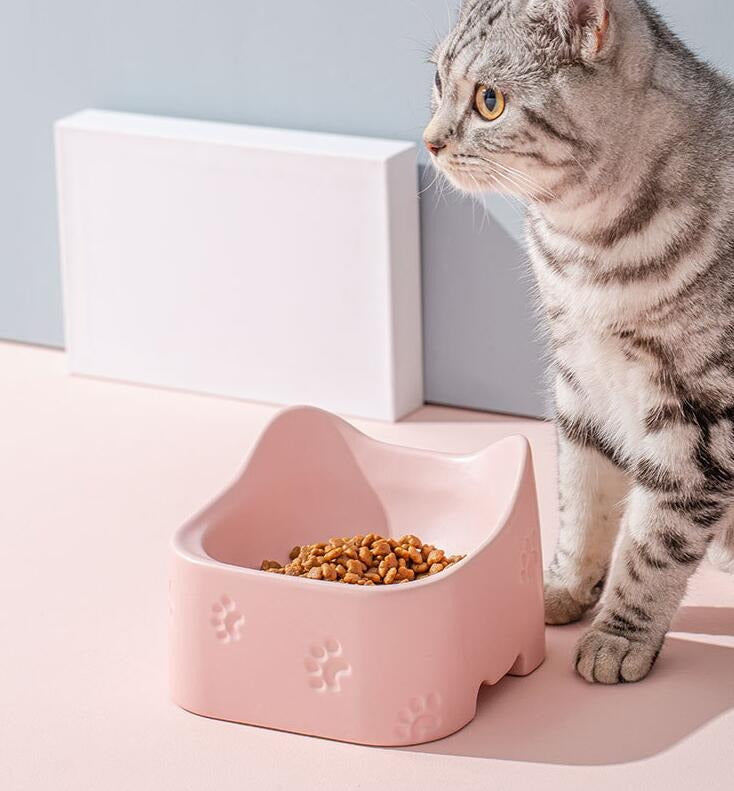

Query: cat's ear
571;0;609;56
532;0;610;59
566;0;606;28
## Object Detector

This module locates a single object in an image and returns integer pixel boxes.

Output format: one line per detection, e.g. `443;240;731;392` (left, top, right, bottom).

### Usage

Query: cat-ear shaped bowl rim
172;406;533;593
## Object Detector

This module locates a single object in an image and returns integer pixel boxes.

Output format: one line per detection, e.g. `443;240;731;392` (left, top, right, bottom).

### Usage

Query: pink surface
1;341;732;789
171;407;544;745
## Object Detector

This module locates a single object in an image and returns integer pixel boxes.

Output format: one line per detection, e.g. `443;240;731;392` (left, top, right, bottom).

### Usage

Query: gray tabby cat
425;0;734;684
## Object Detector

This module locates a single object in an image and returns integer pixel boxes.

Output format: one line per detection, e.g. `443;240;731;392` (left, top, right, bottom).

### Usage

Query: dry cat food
260;533;465;585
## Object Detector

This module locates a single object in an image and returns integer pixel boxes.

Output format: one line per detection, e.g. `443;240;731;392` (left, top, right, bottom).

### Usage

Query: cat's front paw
544;583;588;625
574;628;661;684
544;578;602;625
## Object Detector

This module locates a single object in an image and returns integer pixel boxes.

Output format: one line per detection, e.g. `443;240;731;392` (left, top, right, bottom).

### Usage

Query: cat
424;0;734;684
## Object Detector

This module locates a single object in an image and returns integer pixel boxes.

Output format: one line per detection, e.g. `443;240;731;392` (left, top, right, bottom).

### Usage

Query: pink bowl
169;406;545;746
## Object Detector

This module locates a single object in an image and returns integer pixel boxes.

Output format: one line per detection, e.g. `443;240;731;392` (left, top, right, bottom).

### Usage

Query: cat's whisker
567;151;591;181
467;173;487;234
487;158;557;200
448;163;528;226
453;151;553;200
471;149;557;199
487;166;536;201
403;0;449;58
434;168;455;210
480;170;528;223
445;0;453;32
465;171;492;235
487;174;528;225
472;176;493;235
418;167;442;197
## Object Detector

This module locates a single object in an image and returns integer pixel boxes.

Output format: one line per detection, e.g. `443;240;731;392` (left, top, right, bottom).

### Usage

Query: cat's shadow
405;606;734;766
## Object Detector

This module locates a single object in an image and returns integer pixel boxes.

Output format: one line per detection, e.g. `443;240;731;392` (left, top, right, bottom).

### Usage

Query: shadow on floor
406;606;734;766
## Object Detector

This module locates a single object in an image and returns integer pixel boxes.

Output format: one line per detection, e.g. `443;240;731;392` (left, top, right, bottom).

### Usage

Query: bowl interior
200;409;526;570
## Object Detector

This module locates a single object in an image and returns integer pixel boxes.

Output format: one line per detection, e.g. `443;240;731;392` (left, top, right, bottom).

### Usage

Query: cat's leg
545;436;628;624
575;420;731;684
545;420;630;625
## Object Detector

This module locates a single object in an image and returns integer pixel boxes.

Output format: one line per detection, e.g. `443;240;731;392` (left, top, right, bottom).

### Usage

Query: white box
55;110;423;421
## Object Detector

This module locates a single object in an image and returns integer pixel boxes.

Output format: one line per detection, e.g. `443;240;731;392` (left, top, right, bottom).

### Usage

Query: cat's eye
475;85;505;121
434;71;442;95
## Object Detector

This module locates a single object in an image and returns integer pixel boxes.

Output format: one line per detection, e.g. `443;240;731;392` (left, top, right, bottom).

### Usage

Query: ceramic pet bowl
169;406;545;746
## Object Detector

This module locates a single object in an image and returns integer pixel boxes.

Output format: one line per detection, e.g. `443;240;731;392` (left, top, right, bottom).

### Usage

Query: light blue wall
0;0;447;346
1;1;732;415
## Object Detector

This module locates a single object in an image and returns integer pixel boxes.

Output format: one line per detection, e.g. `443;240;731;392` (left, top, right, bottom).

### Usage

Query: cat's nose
425;139;446;156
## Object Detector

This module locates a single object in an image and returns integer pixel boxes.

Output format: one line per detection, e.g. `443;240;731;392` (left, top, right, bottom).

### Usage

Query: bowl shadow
405;606;734;766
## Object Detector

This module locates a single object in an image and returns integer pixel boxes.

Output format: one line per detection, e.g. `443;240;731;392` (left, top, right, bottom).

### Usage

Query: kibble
427;549;445;565
346;559;363;575
260;534;465;586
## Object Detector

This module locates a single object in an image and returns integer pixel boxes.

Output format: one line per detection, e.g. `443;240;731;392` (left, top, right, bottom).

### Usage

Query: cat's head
424;0;647;203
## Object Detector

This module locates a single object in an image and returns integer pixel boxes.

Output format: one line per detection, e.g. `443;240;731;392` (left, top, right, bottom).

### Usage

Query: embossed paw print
304;638;351;692
210;595;244;643
395;693;443;742
520;536;539;584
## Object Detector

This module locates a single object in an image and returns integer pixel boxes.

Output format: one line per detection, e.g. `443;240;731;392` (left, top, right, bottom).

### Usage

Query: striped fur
425;0;734;684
